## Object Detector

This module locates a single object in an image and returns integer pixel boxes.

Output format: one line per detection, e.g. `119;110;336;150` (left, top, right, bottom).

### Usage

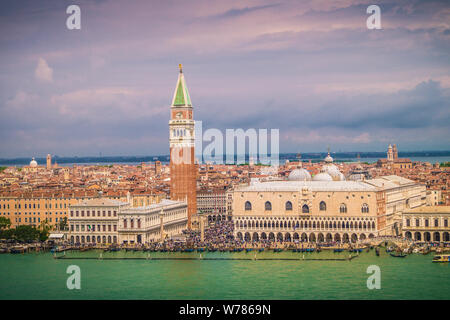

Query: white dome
313;172;333;181
288;168;311;181
321;163;345;181
29;157;38;167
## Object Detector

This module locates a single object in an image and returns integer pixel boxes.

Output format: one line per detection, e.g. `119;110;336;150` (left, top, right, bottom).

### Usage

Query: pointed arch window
245;201;252;211
285;201;293;211
319;201;327;211
340;203;347;213
302;204;309;214
265;201;272;211
361;203;369;213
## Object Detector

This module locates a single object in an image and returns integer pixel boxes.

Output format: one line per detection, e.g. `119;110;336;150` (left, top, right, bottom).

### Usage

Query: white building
68;198;127;245
402;206;450;242
119;199;188;244
68;198;188;245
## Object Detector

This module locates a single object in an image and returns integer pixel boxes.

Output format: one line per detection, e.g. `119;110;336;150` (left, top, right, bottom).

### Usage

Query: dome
288;168;311;181
313;172;333;181
326;167;345;181
321;163;345;181
29;157;38;167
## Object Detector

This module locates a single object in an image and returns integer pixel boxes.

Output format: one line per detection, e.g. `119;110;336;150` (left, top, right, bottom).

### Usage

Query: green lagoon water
0;250;448;300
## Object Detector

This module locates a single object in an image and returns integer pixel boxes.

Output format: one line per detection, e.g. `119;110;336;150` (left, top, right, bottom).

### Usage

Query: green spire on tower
172;64;192;106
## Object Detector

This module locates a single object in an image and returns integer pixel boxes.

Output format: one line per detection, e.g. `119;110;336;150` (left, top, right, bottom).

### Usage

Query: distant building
232;175;426;242
154;161;162;175
68;198;188;245
402;206;450;242
46;154;52;170
377;144;412;169
68;198;126;244
119;199;187;244
197;188;228;223
347;163;371;181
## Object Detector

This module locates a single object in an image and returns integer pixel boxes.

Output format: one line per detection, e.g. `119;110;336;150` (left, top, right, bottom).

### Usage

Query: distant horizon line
1;149;450;162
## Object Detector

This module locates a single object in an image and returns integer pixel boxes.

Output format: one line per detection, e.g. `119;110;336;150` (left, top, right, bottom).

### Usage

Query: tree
38;219;52;242
0;217;11;230
13;225;39;242
0;228;14;240
58;217;68;231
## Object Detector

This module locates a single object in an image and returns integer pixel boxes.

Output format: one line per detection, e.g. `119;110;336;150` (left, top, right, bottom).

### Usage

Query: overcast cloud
0;0;449;157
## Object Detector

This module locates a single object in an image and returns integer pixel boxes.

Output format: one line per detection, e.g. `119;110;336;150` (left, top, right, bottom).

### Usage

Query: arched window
245;201;252;211
265;201;272;211
319;201;327;211
302;204;309;213
285;201;293;211
340;203;347;213
361;203;369;213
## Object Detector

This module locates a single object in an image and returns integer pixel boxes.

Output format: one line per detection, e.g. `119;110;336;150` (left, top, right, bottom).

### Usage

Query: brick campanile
169;64;197;228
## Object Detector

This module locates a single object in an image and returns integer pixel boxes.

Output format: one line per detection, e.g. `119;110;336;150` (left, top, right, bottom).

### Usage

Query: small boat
273;248;282;252
245;248;253;252
334;248;344;253
390;253;407;258
258;248;264;252
196;248;205;252
10;246;25;254
432;254;450;262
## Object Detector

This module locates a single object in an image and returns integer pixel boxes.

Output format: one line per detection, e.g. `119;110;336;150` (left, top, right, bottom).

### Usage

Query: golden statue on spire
179;64;183;73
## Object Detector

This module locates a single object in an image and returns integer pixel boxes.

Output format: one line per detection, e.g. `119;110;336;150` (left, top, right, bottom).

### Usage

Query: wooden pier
53;254;359;262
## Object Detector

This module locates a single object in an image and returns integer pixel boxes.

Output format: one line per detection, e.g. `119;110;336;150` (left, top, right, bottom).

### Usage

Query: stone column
200;216;205;242
160;209;165;243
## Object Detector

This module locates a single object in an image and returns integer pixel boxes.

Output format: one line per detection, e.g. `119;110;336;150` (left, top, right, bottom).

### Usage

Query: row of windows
70;235;117;244
245;201;369;213
406;218;448;227
71;224;117;232
123;219;141;229
12;203;68;209
236;219;376;230
14;217;60;223
70;210;117;218
16;212;64;215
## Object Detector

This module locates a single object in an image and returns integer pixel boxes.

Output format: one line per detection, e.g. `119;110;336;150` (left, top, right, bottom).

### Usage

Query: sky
0;0;449;158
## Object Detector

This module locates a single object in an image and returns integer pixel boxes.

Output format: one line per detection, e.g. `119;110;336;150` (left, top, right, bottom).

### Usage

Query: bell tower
169;64;197;228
